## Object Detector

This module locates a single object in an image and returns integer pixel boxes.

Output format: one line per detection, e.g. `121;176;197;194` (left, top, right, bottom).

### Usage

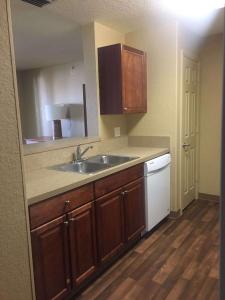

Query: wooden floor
78;199;219;300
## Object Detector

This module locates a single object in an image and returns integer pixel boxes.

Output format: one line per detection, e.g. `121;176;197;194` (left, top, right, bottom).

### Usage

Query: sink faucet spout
74;145;93;161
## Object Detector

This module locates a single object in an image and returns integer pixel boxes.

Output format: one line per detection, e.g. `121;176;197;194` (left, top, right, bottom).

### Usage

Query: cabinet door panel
122;46;147;113
68;202;97;287
98;44;123;114
123;178;145;241
96;189;125;264
31;216;71;300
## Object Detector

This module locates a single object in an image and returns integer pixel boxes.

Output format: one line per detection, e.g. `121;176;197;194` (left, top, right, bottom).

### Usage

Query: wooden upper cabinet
98;44;147;114
31;216;71;300
68;202;97;287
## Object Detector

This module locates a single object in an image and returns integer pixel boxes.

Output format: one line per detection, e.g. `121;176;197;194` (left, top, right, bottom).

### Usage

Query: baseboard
169;209;181;219
199;193;220;203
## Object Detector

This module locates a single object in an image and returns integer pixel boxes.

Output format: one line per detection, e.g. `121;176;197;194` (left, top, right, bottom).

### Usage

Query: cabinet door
98;44;123;114
123;178;145;241
95;189;125;264
122;45;147;113
68;202;97;287
31;216;71;300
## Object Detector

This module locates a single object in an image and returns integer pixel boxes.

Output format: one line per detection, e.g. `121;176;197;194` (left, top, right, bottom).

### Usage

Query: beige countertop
25;147;169;205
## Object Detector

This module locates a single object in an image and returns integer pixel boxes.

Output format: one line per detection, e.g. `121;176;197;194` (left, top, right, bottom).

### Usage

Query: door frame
220;16;225;298
178;50;200;213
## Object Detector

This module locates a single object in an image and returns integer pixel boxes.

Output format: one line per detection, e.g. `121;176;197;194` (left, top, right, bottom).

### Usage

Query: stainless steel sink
52;161;111;174
51;155;139;174
87;155;138;165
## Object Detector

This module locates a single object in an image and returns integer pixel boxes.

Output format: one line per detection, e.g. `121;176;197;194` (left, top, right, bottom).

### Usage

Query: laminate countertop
25;147;169;205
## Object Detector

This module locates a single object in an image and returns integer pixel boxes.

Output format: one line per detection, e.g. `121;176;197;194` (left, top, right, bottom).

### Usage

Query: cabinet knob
64;221;69;226
121;191;128;196
69;218;75;222
65;200;70;206
124;107;128;111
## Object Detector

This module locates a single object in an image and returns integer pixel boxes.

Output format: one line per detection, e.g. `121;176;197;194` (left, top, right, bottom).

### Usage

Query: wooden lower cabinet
68;202;97;287
95;188;125;264
31;216;71;300
30;166;146;299
123;178;145;241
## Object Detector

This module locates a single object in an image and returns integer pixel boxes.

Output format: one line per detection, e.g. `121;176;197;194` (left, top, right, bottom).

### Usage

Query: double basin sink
53;155;138;174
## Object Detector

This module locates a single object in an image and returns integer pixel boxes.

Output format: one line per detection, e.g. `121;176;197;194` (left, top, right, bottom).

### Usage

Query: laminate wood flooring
78;199;219;300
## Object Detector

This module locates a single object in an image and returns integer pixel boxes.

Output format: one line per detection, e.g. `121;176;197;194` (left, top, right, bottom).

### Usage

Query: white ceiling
11;0;224;70
11;0;83;70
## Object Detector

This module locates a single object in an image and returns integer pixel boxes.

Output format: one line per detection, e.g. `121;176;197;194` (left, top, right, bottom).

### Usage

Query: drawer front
94;164;144;198
29;183;94;229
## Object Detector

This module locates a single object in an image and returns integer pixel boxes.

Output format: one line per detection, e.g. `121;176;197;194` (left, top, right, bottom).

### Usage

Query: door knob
182;143;190;151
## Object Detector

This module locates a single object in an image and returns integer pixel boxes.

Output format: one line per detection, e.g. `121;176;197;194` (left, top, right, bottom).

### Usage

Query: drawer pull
65;200;71;206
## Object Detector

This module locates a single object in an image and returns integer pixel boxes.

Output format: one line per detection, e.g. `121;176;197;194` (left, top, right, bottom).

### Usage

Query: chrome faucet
74;145;93;161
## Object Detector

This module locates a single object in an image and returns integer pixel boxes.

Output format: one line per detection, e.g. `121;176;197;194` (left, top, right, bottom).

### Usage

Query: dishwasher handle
146;162;170;175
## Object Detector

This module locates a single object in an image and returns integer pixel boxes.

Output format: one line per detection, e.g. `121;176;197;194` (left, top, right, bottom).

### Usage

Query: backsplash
23;135;170;173
24;136;129;172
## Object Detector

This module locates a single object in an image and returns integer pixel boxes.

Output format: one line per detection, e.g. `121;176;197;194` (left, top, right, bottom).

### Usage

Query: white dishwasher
144;153;171;232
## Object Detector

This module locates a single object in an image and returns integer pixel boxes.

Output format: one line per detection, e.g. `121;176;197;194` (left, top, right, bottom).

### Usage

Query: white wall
199;34;223;196
17;61;85;139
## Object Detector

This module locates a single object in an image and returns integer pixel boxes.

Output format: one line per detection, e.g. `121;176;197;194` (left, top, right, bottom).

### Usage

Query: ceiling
11;0;83;70
11;0;224;70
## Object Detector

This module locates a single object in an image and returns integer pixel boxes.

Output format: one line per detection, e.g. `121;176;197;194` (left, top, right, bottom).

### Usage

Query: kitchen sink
52;155;139;174
87;154;138;165
52;161;111;174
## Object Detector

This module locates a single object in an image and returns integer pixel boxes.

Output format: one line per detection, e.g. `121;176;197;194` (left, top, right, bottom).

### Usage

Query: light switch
114;127;121;137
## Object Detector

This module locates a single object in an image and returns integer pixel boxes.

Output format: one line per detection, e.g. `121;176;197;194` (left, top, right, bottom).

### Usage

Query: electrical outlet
114;127;121;137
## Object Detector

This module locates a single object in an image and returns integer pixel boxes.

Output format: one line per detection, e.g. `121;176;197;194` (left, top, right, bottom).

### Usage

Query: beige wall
0;0;33;299
82;23;99;137
199;34;223;196
125;17;179;211
94;22;128;140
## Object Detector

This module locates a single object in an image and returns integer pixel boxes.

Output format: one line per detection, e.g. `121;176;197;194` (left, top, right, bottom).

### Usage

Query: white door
181;56;198;210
